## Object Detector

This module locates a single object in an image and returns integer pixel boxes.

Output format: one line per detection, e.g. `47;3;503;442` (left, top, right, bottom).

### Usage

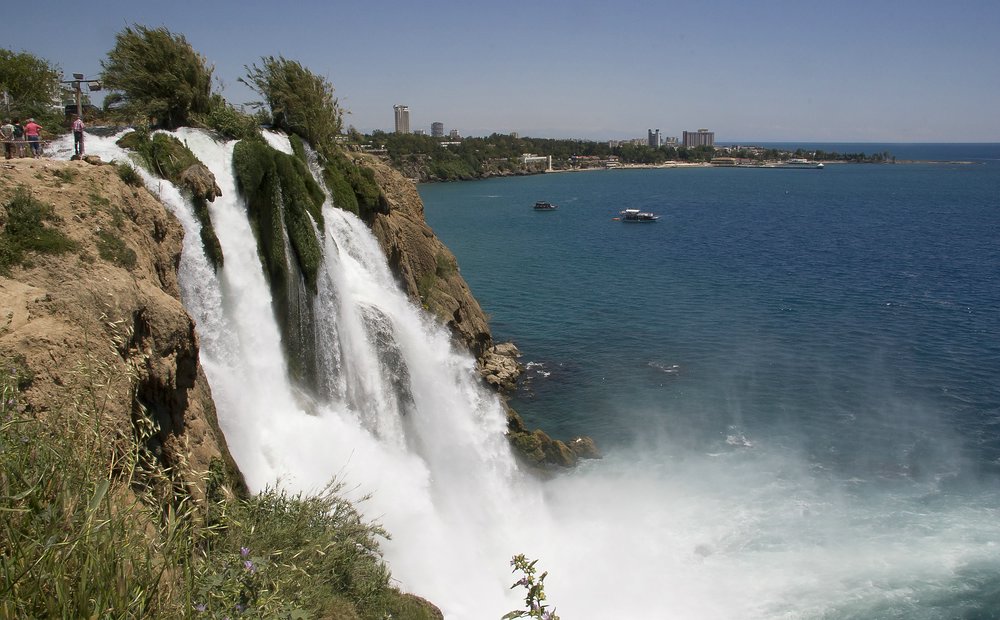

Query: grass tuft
0;187;79;276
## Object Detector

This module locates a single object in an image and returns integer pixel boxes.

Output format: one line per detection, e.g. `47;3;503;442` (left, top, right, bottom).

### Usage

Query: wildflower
244;559;256;573
240;546;250;558
194;602;207;612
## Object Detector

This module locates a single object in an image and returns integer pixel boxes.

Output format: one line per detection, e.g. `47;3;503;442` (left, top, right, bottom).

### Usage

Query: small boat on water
619;208;659;222
533;201;558;210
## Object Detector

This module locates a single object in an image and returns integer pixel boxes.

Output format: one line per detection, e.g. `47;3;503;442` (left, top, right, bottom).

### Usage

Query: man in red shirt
72;115;85;156
24;118;42;158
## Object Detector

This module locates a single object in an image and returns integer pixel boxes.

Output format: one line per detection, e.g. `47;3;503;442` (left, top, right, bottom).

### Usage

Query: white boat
533;201;558;210
768;158;824;169
620;208;659;222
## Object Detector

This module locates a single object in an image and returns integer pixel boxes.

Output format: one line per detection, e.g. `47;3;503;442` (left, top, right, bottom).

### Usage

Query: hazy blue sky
9;0;999;141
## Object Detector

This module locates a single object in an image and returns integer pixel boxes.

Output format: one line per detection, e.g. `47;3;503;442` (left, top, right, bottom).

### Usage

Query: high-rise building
449;129;461;140
431;122;444;137
648;129;662;148
394;105;410;134
683;129;714;148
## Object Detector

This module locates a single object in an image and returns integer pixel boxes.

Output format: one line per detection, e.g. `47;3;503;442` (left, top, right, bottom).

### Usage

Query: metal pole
75;81;82;119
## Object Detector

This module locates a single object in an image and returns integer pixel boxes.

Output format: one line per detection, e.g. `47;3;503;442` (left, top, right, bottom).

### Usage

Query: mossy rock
232;138;324;293
116;131;224;269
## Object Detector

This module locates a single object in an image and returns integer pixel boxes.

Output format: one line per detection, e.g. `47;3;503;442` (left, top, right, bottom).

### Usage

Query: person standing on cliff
24;118;42;158
0;119;14;159
12;119;25;157
72;114;85;156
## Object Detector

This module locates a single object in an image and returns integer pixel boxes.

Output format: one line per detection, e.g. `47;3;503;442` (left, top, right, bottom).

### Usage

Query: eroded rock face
356;153;495;359
0;159;242;500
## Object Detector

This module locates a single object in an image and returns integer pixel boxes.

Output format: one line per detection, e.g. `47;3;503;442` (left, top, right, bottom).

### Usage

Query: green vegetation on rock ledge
232;136;324;293
0;187;78;276
117;130;224;269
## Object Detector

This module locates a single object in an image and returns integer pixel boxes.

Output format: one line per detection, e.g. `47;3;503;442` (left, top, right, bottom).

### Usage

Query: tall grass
0;342;441;619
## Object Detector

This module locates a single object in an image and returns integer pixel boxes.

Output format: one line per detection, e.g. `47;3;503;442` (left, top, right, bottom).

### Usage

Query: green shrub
51;167;77;184
96;229;138;269
115;160;144;187
101;25;214;129
241;56;343;157
0;187;78;276
196;96;263;141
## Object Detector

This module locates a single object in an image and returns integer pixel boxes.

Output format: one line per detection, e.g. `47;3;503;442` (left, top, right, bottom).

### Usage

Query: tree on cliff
0;48;60;119
101;25;213;129
241;56;343;156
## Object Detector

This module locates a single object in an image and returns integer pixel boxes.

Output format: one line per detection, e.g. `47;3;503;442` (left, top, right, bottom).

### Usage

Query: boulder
178;163;222;202
568;436;602;460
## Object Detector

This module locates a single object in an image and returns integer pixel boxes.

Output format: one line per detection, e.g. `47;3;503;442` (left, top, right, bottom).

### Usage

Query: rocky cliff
0;158;243;500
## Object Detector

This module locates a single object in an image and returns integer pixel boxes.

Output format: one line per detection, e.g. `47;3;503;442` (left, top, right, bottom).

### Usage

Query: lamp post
60;73;102;118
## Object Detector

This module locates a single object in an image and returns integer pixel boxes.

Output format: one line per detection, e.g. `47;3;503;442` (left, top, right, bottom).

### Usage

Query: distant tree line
356;131;891;182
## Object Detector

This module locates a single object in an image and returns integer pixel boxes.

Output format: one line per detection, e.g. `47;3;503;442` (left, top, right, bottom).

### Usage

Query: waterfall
54;129;1000;619
68;129;539;615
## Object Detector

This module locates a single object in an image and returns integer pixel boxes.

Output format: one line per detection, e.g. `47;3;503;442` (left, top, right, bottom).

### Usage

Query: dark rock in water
179;163;222;201
503;400;600;469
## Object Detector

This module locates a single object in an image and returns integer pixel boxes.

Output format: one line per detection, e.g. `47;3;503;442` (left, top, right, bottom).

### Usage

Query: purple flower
240;546;250;558
194;603;206;612
244;559;256;573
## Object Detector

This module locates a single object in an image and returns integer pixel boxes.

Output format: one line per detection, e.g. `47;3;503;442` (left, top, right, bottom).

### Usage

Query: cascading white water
49;130;1000;619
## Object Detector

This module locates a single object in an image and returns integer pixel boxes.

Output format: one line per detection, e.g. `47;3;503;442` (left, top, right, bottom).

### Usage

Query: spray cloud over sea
56;130;1000;618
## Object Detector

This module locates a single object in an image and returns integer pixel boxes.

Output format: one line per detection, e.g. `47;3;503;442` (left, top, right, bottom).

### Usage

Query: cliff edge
0;158;243;499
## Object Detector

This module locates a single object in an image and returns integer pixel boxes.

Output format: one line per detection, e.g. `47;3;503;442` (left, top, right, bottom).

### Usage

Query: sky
8;0;1000;142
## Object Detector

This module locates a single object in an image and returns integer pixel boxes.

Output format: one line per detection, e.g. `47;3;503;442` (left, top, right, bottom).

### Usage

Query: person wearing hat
24;118;42;158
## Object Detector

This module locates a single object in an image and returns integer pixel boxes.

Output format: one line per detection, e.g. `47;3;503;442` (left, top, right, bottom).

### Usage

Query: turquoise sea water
420;149;1000;615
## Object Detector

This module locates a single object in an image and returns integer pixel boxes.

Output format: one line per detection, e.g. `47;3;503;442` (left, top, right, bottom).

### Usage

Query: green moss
322;153;385;222
435;252;456;278
96;230;138;269
233;138;325;293
289;133;307;162
0;187;79;276
192;197;224;269
117;130;224;269
322;156;360;216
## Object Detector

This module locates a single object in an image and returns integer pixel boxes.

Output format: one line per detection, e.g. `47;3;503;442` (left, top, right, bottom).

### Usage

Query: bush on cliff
0;187;78;276
102;25;214;129
241;56;343;157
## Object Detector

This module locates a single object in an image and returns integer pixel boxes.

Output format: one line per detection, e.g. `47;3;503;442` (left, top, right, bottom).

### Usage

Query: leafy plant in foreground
504;554;560;620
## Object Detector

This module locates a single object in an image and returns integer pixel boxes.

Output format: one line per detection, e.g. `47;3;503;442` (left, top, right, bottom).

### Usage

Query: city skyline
6;0;1000;142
